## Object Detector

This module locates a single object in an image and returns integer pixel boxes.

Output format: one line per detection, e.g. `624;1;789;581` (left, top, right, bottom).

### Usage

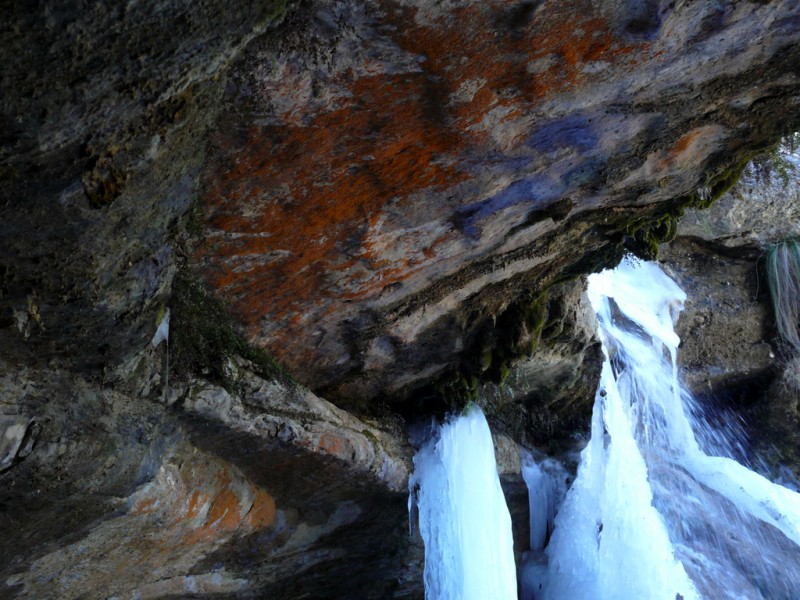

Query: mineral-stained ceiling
193;0;800;403
2;1;800;598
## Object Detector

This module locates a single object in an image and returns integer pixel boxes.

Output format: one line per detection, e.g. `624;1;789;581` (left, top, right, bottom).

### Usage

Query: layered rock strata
2;1;800;597
0;356;422;599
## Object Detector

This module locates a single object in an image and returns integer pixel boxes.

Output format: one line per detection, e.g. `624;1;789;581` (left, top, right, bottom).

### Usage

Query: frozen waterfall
411;257;800;600
409;405;518;600
542;257;800;600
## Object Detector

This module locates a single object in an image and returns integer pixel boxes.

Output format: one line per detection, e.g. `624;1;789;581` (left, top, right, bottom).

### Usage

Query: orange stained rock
245;490;278;529
199;71;467;336
131;497;157;515
185;490;206;520
185;488;244;544
660;126;726;171
672;130;704;156
197;0;651;361
318;431;352;460
204;488;244;531
390;3;646;132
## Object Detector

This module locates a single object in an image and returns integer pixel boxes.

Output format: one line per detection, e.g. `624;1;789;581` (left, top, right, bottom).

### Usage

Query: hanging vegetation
766;238;800;349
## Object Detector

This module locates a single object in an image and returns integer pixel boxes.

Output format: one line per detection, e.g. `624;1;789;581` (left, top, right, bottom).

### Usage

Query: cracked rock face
0;0;291;373
194;0;800;404
2;1;800;597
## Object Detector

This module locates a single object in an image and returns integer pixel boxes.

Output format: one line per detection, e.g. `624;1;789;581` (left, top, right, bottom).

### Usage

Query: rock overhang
193;0;800;405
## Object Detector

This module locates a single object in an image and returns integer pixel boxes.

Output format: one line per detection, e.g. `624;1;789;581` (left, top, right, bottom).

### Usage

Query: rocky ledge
0;355;422;599
194;0;800;407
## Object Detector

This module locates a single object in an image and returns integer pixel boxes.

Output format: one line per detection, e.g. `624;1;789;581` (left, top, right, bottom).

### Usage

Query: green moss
480;348;493;373
169;270;288;387
154;304;169;326
252;0;294;31
435;290;551;407
361;428;380;445
524;293;549;354
690;154;754;210
435;374;475;412
498;362;511;384
621;207;681;260
749;133;800;186
483;290;549;382
616;155;751;261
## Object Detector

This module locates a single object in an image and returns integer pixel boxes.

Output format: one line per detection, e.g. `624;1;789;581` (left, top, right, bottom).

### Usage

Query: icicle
409;406;518;600
151;309;170;348
411;257;800;600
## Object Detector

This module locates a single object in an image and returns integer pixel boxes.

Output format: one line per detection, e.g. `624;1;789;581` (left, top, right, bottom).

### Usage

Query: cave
2;1;800;598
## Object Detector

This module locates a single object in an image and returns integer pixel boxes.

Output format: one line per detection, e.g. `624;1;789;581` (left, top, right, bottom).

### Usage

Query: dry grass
766;239;800;350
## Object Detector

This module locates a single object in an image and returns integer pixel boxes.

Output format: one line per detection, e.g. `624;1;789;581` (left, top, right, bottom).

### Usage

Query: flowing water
411;257;800;600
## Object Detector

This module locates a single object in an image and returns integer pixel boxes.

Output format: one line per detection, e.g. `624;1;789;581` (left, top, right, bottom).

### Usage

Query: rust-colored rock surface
195;0;800;402
0;358;422;599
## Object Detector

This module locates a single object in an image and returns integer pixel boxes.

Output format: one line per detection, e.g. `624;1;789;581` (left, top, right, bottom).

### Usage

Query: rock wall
661;154;800;478
2;0;800;597
0;0;293;372
0;356;422;599
2;0;799;409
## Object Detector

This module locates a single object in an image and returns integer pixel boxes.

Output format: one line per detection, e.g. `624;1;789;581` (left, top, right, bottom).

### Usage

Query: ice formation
409;406;518;600
542;256;800;600
413;257;800;600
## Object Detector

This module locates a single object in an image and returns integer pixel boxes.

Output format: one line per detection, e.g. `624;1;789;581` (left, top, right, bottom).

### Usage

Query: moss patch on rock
438;290;551;404
169;270;288;388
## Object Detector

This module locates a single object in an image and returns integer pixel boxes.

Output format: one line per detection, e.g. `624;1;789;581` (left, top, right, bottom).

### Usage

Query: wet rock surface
474;279;602;450
2;0;800;596
0;357;422;599
663;238;774;395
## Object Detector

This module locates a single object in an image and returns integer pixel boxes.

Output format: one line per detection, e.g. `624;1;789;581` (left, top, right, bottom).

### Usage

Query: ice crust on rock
540;257;800;600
